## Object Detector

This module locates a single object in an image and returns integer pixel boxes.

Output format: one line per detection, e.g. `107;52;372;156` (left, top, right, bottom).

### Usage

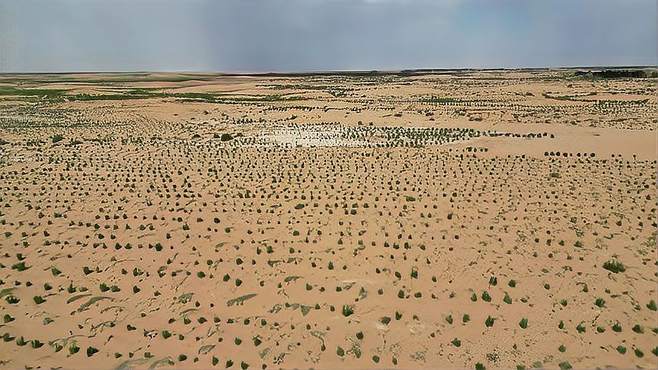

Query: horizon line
1;64;656;76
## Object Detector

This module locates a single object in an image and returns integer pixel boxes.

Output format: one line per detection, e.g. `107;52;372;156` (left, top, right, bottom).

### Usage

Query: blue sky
0;0;655;72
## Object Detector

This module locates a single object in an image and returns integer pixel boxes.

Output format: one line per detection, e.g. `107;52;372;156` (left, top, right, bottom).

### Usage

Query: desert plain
0;69;656;369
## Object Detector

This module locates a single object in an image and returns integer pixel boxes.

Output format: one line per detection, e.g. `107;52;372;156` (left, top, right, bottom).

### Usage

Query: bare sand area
0;70;656;369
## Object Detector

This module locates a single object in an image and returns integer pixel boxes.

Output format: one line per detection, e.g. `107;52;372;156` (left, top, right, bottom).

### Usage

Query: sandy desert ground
0;69;656;369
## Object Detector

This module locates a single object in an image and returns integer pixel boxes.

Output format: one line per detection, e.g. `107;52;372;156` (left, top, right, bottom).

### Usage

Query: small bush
342;305;354;317
603;260;625;273
519;318;528;329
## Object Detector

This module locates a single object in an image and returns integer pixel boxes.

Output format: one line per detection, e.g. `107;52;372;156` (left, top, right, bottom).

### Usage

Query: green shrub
342;305;354;317
519;318;528;329
603;260;625;273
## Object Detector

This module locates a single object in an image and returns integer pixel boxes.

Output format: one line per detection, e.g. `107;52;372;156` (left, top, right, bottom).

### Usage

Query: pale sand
0;70;656;369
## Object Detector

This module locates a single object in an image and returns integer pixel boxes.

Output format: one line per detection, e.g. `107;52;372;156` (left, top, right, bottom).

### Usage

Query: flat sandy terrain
0;70;656;369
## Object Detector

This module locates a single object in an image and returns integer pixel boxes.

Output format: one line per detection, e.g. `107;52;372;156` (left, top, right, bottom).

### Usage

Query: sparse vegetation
0;70;654;369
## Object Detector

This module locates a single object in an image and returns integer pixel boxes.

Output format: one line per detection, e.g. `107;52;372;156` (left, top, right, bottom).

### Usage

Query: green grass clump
69;342;80;354
485;316;495;327
11;262;29;271
5;296;19;304
559;362;572;370
519;318;528;329
342;305;354;317
602;259;625;273
33;296;46;304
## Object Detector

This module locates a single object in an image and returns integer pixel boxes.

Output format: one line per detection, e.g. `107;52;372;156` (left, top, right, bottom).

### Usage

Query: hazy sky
0;0;655;72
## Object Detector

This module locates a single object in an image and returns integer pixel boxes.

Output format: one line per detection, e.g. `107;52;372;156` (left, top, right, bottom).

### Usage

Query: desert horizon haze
0;0;656;73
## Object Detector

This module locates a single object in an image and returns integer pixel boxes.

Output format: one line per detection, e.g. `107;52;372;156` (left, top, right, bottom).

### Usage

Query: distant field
0;69;656;369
